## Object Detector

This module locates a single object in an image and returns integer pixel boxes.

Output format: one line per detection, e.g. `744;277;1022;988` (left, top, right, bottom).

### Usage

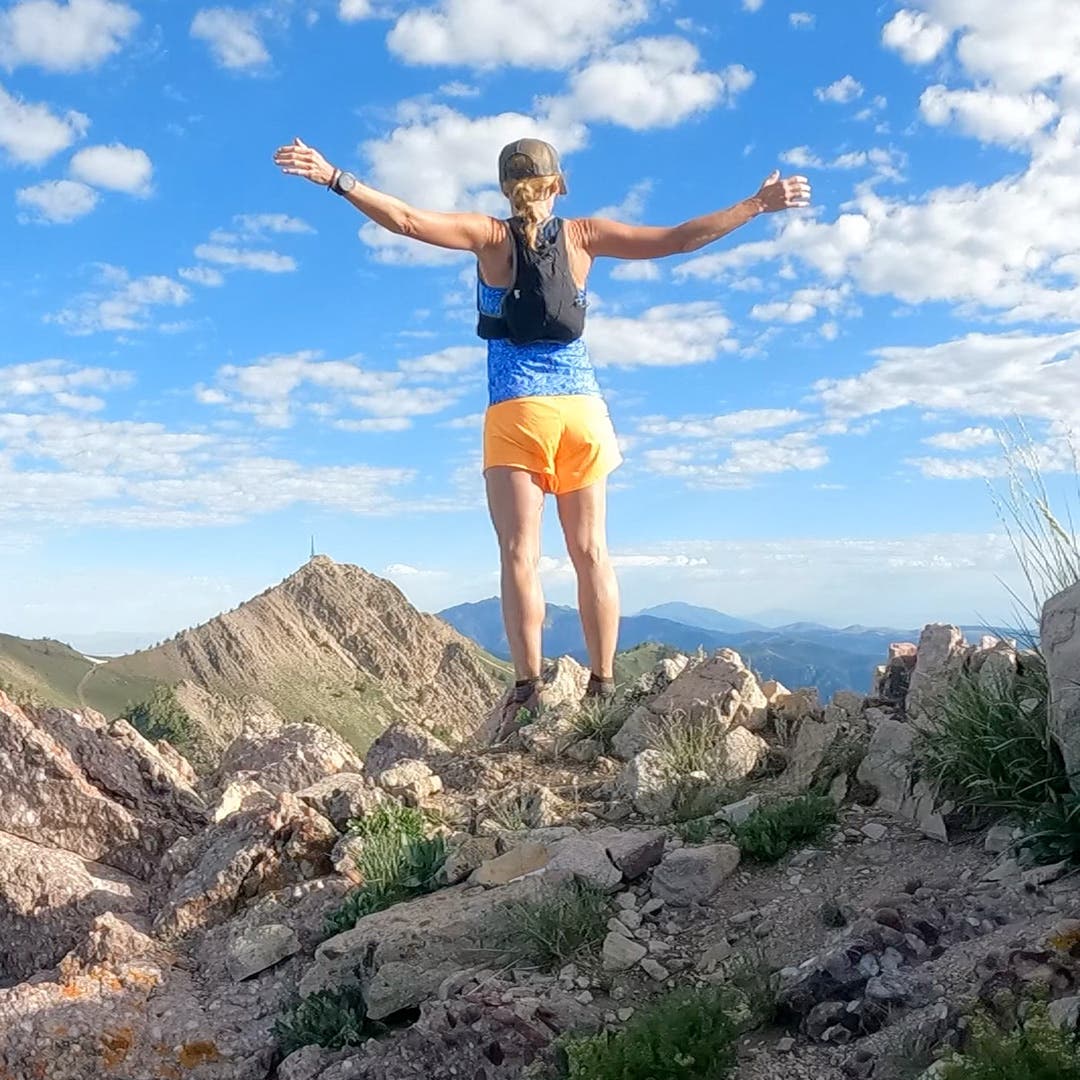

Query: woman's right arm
274;138;503;253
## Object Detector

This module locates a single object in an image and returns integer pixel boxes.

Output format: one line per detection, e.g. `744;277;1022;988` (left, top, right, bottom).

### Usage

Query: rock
983;858;1021;882
594;828;667;880
215;720;365;796
639;957;670;981
603;932;648;971
1049;995;1080;1032
775;687;823;725
155;791;337;940
212;778;277;823
331;832;366;881
697;941;733;972
546;838;623;892
617;909;642;930
974;641;1018;692
984;824;1014;854
831;690;866;718
296;773;385;830
1022;861;1070;888
1043;582;1080;793
761;679;790;704
617;749;676;820
875;646;918;705
906;624;969;722
470;843;552;886
857;718;916;813
861;823;888;842
778;716;840;793
648;649;768;731
612;706;653;761
0;830;147;981
719;794;761;825
478;656;590;744
302;872;572;1018
376;759;443;804
565;738;603;764
442;834;500;885
723;726;769;779
364;721;451;778
650;844;740;906
806;1001;847;1039
225;922;301;981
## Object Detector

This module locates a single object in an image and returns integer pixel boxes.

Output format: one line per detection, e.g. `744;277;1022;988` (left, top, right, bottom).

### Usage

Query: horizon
2;1;1077;639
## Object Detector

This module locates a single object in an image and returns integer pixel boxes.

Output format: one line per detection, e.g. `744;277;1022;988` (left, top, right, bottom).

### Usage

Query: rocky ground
2;620;1079;1080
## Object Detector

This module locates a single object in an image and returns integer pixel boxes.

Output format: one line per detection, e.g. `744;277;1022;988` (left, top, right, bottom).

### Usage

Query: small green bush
676;817;715;845
559;985;753;1080
938;1008;1080;1079
650;710;730;778
502;881;611;971
273;987;380;1054
122;685;195;753
732;795;837;863
570;696;628;747
1023;795;1080;866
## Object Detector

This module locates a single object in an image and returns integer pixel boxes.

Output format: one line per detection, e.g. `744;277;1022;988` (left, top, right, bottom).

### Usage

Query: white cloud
398;345;484;376
815;75;863;104
638;408;809;440
48;266;191;334
387;0;648;70
69;142;152;194
789;12;814;29
233;213;314;235
338;0;372;21
587;302;738;368
750;300;816;323
178;266;225;287
337;417;414;433
923;426;997;450
191;8;269;71
642;431;828;488
548;39;753;131
193;243;296;273
594;178;653;221
439;80;479;98
16;178;98;223
881;8;949;64
0;360;132;408
919;85;1058;147
742;0;764;10
780;145;905;179
0;83;89;164
610;260;662;282
0;0;138;73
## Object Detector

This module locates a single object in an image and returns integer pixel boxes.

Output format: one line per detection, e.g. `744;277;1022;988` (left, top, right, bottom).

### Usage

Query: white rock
602;932;647;971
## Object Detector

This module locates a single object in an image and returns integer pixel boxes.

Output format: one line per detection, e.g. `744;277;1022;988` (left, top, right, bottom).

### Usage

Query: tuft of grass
914;657;1069;817
676;816;716;845
649;709;731;779
938;1008;1080;1080
732;795;837;864
273;987;381;1055
558;984;760;1080
1022;794;1080;866
570;696;629;747
501;881;612;972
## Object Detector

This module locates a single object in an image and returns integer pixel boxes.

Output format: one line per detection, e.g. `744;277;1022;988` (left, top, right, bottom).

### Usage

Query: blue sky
2;0;1079;649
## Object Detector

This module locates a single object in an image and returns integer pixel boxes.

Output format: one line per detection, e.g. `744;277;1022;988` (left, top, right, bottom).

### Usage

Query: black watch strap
328;168;341;194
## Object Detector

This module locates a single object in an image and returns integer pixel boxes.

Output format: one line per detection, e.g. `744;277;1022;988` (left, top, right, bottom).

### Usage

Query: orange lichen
178;1041;220;1068
101;1028;134;1069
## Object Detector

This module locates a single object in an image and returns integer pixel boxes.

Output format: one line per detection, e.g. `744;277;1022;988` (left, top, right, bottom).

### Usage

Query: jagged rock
778;716;840;793
723;726;769;778
761;679;790;703
593;828;667;879
617;749;676;820
873;644;917;704
302;872;573;1019
296;773;386;830
648;649;768;731
364;721;451;779
857;718;917;813
906;624;969;722
442;834;500;884
331;832;366;881
1049;995;1080;1031
470;843;551;886
0;691;205;880
611;705;653;761
1043;582;1080;793
650;844;741;906
214;721;366;796
565;737;603;763
478;656;590;744
225;922;301;981
155;792;337;940
831;690;867;718
376;758;443;804
0;830;147;981
970;639;1019;691
719;794;761;825
774;687;824;725
603;931;647;971
546;837;623;891
985;825;1015;854
212;778;277;822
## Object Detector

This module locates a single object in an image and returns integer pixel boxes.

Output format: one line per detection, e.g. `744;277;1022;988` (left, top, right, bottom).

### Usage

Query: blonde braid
503;174;562;250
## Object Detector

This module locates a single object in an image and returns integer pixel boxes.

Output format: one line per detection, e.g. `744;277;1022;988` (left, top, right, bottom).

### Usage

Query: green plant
1023;794;1080;866
501;881;611;971
273;987;381;1054
121;685;194;752
570;696;628;747
676;816;715;844
938;1007;1080;1079
914;658;1069;816
558;985;757;1080
649;710;731;778
732;795;837;863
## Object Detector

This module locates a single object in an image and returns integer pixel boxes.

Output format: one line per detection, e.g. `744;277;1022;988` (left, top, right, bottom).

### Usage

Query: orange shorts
483;395;622;495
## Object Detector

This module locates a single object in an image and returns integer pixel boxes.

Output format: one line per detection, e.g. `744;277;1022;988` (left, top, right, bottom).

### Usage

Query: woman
274;136;810;733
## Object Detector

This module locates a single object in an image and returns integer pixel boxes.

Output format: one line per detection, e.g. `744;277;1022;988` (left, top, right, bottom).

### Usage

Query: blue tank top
478;276;602;406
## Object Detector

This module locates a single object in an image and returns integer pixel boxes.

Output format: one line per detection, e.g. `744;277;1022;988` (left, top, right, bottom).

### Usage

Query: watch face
338;172;357;193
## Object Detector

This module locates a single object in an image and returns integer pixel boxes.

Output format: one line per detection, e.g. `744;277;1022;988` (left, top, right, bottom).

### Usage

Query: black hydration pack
477;217;586;346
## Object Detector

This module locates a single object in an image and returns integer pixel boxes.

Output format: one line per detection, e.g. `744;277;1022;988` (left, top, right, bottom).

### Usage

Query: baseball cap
498;138;568;194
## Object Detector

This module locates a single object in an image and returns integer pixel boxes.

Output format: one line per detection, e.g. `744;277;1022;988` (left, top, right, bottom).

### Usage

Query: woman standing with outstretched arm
274;136;810;735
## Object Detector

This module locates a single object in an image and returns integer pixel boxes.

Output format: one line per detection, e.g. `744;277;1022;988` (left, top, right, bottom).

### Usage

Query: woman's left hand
274;137;336;186
754;170;812;213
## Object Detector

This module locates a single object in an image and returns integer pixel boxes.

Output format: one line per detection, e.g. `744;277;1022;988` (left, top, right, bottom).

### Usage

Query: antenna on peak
310;535;317;560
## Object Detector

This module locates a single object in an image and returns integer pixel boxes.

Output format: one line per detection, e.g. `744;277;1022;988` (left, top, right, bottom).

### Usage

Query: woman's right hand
274;137;336;187
753;170;812;213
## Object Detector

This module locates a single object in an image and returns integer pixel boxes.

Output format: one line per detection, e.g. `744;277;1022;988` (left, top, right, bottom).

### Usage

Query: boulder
603;932;647;971
611;705;653;761
442;834;500;885
375;759;443;805
718;794;761;826
774;687;823;725
778;716;840;793
470;843;552;886
648;649;767;731
873;644;917;704
212;778;276;823
0;830;147;981
723;726;768;779
592;828;667;880
364;722;451;779
296;773;386;830
617;749;676;820
1042;582;1080;793
651;844;741;906
225;922;301;981
906;624;969;722
761;679;790;704
546;838;623;892
477;656;590;745
214;721;365;796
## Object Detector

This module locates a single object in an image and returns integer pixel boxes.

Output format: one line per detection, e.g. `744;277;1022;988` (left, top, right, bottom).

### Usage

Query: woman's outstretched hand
274;137;336;186
754;170;812;213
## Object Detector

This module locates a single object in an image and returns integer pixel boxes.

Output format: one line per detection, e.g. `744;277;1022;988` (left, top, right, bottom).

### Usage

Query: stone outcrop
364;721;451;778
1043;581;1080;793
648;649;768;730
905;624;969;722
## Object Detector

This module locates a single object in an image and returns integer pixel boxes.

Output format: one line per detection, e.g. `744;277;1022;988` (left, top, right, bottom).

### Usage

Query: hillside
635;602;762;633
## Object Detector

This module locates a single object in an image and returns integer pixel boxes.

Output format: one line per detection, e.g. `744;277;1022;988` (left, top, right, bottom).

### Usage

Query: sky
2;0;1079;650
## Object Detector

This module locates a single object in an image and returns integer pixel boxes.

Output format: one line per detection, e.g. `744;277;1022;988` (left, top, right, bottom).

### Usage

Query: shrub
732;795;837;863
649;710;730;778
558;985;754;1080
676;816;715;845
501;881;611;971
570;696;629;747
1023;795;1080;866
122;685;195;752
273;987;380;1054
938;1008;1080;1079
914;657;1068;817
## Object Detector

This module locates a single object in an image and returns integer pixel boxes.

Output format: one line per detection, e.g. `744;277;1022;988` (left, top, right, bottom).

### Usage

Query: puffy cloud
0;82;88;164
742;0;764;10
0;360;132;407
47;265;191;334
398;345;485;376
0;0;138;73
815;75;863;104
919;85;1059;147
192;243;296;273
637;408;809;440
232;213;314;235
587;302;738;368
338;0;372;21
594;178;653;222
642;432;828;488
178;266;225;287
190;8;269;71
69;141;152;194
16;178;98;223
610;261;662;282
923;426;997;450
881;8;949;64
387;0;648;70
789;12;814;29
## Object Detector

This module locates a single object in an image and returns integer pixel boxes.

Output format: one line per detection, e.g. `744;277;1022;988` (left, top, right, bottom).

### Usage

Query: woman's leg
486;466;546;682
557;478;620;684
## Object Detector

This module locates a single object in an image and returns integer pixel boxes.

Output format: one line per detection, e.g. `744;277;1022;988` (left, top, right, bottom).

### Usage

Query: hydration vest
477;217;586;346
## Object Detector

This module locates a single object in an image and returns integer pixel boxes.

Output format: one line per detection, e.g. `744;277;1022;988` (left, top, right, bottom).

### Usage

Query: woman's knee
499;535;541;570
567;536;610;571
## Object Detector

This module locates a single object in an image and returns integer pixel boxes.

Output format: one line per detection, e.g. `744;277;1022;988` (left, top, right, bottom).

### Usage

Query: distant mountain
635;603;763;634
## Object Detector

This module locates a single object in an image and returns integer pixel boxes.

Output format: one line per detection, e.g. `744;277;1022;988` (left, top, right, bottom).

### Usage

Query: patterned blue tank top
478;276;602;406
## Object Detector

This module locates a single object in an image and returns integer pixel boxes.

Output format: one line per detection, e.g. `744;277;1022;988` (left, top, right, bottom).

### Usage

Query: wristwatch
330;170;358;196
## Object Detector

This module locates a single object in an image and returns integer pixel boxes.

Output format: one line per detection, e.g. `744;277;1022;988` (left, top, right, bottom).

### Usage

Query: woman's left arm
274;138;503;253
